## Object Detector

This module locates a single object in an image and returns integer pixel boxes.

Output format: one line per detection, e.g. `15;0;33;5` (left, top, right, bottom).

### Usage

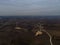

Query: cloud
0;0;60;15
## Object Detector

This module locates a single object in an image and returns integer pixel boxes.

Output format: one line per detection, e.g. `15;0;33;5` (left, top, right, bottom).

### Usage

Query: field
0;16;60;45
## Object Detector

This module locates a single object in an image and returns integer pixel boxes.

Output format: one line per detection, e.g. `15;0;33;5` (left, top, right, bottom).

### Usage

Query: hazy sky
0;0;60;15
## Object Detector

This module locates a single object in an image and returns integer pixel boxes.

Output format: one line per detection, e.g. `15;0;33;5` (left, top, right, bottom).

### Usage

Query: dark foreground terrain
0;16;60;45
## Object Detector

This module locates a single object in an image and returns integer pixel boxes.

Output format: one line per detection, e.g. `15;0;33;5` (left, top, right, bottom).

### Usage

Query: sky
0;0;60;16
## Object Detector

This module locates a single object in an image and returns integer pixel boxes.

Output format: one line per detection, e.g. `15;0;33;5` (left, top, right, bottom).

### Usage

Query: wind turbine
35;23;53;45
